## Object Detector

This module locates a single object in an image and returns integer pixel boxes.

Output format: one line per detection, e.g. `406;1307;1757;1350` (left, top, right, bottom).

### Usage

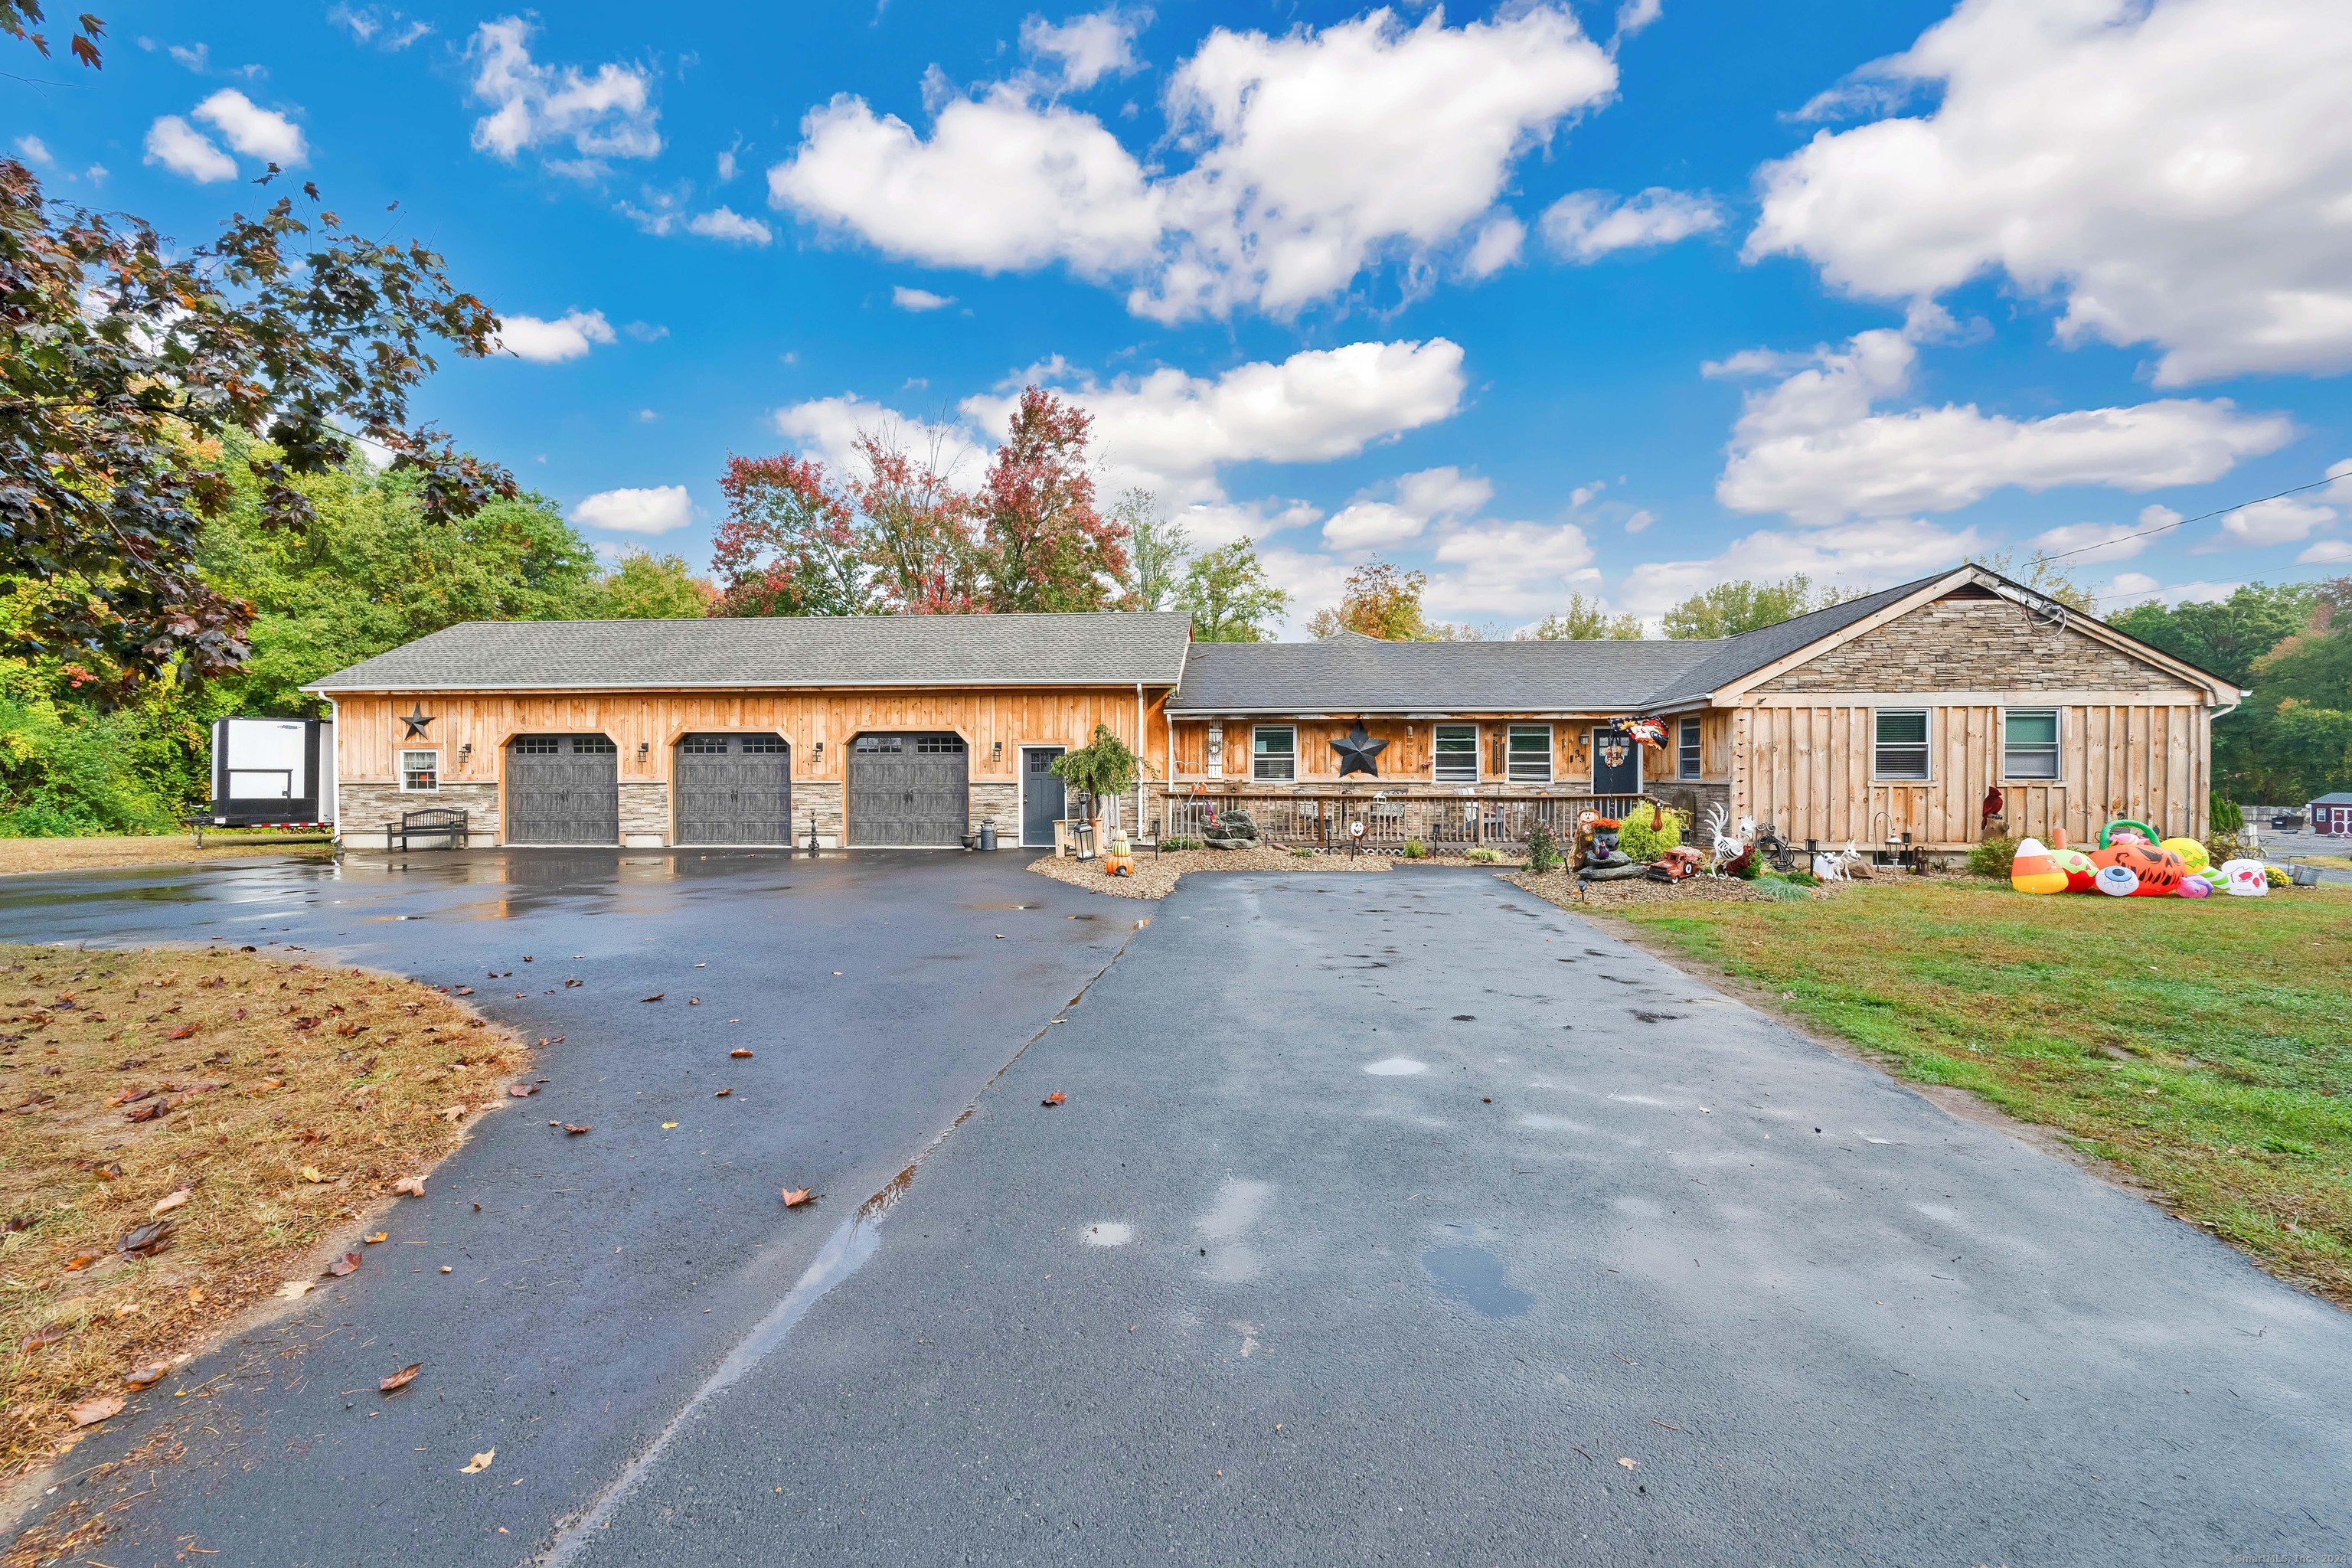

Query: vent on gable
1939;583;2001;600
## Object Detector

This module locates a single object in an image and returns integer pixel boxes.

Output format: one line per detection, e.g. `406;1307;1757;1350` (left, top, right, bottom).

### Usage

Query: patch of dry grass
0;943;528;1480
0;835;331;877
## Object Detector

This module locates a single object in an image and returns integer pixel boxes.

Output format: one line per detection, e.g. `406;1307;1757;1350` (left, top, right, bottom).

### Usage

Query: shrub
1465;845;1502;864
1400;838;1428;860
1967;835;2019;878
1614;805;1685;863
1161;835;1203;851
2210;792;2244;834
2202;834;2244;870
1524;819;1562;873
1291;846;1314;858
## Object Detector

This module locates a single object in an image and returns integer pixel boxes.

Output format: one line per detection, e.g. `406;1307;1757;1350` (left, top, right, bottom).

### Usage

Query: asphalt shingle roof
305;611;1197;692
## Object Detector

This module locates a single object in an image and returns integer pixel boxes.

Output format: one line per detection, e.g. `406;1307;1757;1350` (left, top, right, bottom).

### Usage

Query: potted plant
1050;724;1152;855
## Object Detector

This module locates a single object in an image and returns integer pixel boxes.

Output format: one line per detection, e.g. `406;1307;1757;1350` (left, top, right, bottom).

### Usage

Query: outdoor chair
387;806;469;851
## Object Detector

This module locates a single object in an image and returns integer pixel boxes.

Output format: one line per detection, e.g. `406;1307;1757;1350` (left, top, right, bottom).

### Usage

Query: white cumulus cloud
142;117;237;183
193;90;306;165
1424;520;1599;619
686;207;772;245
769;5;1616;321
2027;516;2157;565
1712;326;2293;523
1021;7;1148;90
2200;496;2337;552
468;17;660;168
1616;518;1984;623
1539;187;1720;260
570;485;694;535
492;309;616;364
1748;0;2352;385
1322;466;1492;550
891;286;956;312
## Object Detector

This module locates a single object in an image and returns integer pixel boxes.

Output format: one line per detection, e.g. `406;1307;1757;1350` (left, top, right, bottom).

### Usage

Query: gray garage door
505;734;619;845
849;732;967;847
674;733;792;845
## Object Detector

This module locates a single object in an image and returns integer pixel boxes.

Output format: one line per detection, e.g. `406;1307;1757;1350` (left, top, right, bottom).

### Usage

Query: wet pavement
567;869;2352;1568
2;848;1134;1566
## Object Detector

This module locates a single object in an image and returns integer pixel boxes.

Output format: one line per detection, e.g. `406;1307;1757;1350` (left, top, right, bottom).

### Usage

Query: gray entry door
1590;726;1642;796
674;733;792;845
505;735;620;845
849;733;968;847
1021;747;1066;846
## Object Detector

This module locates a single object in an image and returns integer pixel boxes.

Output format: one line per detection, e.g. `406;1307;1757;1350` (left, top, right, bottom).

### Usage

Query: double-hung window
1677;717;1702;780
2003;709;2060;780
400;750;439;792
1432;724;1478;782
1252;725;1296;781
1506;724;1553;783
1873;710;1930;781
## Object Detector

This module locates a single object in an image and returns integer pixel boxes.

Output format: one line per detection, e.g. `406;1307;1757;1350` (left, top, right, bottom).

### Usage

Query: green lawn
1614;879;2352;1305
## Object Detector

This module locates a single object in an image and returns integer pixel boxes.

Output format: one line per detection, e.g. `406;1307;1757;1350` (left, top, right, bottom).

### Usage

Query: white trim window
1252;725;1297;782
1677;717;1702;780
2003;709;2060;780
1506;724;1553;783
1873;709;1931;781
399;749;440;792
1432;724;1478;782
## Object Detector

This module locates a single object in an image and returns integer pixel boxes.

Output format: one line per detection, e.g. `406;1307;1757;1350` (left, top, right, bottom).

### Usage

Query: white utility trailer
207;717;335;828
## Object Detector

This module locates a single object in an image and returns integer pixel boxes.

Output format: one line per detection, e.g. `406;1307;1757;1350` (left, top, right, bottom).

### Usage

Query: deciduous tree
1661;575;1858;639
1116;488;1187;612
1518;593;1641;640
1178;537;1287;642
710;453;871;618
977;387;1126;612
1306;556;1432;640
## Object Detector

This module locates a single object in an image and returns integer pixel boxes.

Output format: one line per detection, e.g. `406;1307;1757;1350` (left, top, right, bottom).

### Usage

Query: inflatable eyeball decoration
2161;836;2210;875
2094;863;2141;897
2219;858;2269;897
2009;837;2069;895
2053;846;2098;893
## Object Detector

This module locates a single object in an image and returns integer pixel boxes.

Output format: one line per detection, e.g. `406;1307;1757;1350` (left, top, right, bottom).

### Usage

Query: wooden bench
387;807;469;851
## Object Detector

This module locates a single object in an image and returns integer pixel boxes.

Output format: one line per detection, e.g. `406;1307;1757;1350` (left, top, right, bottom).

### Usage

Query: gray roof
1169;575;1952;714
305;611;1196;693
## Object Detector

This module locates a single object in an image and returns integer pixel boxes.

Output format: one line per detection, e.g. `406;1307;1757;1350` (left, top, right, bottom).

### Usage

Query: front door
1590;726;1642;796
1021;747;1067;846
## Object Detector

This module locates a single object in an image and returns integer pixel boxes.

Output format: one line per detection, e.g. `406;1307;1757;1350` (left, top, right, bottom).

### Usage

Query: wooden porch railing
1152;792;1648;852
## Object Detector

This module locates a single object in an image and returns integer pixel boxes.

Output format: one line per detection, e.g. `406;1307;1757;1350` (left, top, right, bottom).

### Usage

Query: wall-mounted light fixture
813;740;825;760
991;740;1003;760
636;741;649;760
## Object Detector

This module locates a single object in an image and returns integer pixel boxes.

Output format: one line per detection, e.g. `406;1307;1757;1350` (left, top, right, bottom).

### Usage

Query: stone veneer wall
969;782;1020;844
1762;595;2197;694
337;782;500;847
619;782;668;846
794;782;843;848
1646;780;1730;830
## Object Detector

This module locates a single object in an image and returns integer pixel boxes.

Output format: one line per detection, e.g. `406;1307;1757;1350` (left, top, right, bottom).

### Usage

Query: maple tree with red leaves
710;452;871;618
975;387;1127;613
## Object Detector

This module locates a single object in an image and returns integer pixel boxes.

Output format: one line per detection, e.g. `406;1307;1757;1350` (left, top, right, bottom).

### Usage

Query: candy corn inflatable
2009;837;2068;894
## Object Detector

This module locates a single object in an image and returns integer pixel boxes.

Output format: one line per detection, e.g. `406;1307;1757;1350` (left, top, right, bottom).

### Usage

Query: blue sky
11;0;2352;633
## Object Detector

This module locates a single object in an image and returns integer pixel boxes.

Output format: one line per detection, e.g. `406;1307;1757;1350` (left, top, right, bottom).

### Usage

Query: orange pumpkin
2089;841;2183;897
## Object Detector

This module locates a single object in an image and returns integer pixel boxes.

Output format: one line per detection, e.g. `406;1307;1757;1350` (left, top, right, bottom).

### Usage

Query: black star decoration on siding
399;705;434;738
1330;721;1389;778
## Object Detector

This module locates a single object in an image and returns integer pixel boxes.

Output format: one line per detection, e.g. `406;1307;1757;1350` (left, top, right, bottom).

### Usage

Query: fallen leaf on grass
508;1083;537;1097
151;1188;191;1215
439;1106;466;1122
123;1101;164;1123
70;1396;124;1427
1041;1092;1067;1107
300;1166;326;1184
364;1232;388;1244
730;1048;753;1059
782;1187;812;1207
124;1361;168;1389
168;1025;196;1040
564;1124;590;1135
640;993;665;1003
93;1161;122;1180
461;1449;495;1475
22;1323;74;1350
380;1363;423;1394
325;1252;362;1278
64;1251;104;1272
260;1078;284;1090
276;1280;315;1299
713;1089;730;1098
117;1221;173;1256
391;1176;426;1197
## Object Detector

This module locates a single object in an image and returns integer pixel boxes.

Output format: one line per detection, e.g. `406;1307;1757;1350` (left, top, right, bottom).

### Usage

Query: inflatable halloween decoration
2009;837;2069;894
2091;839;2185;897
2176;874;2211;898
2219;858;2269;897
2099;818;2159;849
2094;863;2141;897
2161;837;2210;874
2053;845;2099;893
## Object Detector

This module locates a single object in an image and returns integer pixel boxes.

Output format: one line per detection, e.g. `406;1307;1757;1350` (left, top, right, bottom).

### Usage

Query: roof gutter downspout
1135;681;1145;839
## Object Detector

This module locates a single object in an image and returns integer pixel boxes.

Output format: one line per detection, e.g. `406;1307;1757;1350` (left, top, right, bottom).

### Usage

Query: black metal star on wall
1330;721;1389;777
399;705;434;738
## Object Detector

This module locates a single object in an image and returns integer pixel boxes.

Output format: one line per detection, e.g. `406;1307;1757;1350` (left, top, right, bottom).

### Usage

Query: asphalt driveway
2;848;1135;1565
569;867;2352;1568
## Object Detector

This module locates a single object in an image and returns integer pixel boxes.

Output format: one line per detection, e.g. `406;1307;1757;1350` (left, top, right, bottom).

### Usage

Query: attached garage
849;732;968;847
673;733;792;845
505;734;620;845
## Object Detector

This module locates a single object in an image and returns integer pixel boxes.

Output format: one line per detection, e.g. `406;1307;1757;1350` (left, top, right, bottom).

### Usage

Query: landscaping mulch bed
1505;867;1787;909
0;835;332;877
0;944;527;1482
1027;846;1398;900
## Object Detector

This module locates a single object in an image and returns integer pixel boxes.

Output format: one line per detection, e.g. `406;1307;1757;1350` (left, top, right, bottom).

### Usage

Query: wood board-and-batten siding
1165;711;1734;787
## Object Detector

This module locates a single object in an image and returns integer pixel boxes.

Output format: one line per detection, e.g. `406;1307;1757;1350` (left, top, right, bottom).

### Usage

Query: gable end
1757;593;2199;696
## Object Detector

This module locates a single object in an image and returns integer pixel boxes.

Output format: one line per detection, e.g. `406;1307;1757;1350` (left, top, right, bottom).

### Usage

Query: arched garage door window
849;733;967;847
674;733;792;846
505;734;619;845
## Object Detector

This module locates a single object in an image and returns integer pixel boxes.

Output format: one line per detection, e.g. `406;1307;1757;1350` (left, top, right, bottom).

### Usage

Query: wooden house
307;564;2236;858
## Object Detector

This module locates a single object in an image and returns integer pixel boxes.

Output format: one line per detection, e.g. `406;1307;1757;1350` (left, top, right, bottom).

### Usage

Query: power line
2040;475;2341;562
